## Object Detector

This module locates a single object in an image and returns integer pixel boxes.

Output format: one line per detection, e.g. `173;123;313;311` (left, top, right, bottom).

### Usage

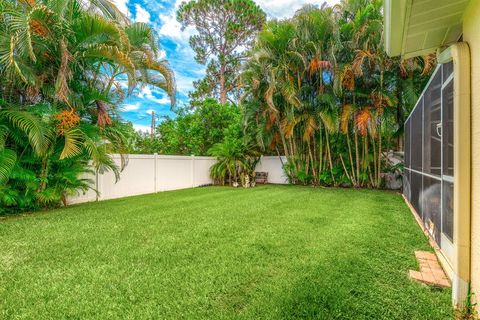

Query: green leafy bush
208;136;260;187
132;99;241;156
0;0;175;213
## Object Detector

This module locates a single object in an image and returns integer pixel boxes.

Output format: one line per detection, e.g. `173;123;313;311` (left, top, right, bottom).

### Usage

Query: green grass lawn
0;185;452;319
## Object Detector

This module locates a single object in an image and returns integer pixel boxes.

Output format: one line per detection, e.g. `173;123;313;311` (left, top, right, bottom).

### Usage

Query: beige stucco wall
463;0;480;309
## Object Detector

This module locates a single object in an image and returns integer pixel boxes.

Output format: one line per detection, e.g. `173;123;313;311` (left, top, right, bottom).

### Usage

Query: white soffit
385;0;470;58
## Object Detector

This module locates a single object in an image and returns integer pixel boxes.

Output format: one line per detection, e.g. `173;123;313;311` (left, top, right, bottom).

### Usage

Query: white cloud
122;102;140;111
139;86;153;98
153;96;172;104
158;13;196;43
257;0;339;19
143;1;166;14
157;0;197;44
175;74;198;95
134;4;151;23
158;49;167;60
133;124;151;132
145;109;155;115
152;0;212;97
138;86;172;105
111;0;130;17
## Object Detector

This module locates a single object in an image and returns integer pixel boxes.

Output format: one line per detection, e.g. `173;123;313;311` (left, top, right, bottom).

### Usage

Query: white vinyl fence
69;155;287;205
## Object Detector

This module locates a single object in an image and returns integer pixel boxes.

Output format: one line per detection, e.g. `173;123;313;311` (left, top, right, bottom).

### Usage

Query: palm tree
0;0;176;212
240;0;434;188
208;137;260;187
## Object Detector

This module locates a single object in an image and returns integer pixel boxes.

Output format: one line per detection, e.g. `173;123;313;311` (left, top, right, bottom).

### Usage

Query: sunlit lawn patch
0;185;452;319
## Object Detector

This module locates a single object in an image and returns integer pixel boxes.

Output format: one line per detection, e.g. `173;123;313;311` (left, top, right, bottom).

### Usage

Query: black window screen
442;181;454;241
443;61;453;82
422;176;441;243
423;72;442;176
443;81;454;177
410;171;423;217
404;118;411;169
403;169;411;203
411;99;423;171
403;63;455;250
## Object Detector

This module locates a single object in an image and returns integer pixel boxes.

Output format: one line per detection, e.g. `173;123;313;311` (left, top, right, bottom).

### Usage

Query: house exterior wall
463;0;480;309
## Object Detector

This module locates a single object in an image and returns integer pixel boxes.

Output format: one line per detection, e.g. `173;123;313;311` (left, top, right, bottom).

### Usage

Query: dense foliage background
0;0;437;213
239;0;434;188
122;0;436;189
132;99;242;155
0;0;175;213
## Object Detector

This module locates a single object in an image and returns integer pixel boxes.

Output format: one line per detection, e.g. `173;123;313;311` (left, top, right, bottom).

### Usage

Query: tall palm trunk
38;157;49;192
363;136;370;186
318;128;324;178
377;127;382;188
377;64;384;188
346;133;357;186
325;129;335;185
371;134;378;188
276;119;289;159
307;140;315;180
220;62;227;104
354;130;360;184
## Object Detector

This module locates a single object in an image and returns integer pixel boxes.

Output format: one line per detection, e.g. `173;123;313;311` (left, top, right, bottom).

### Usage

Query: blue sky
113;0;338;132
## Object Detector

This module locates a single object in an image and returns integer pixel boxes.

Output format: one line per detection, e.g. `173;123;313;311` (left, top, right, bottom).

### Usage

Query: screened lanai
404;61;455;261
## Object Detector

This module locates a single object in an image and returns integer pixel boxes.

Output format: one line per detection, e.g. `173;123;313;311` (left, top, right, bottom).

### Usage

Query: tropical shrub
208;135;260;187
133;99;241;156
240;0;434;188
0;0;175;213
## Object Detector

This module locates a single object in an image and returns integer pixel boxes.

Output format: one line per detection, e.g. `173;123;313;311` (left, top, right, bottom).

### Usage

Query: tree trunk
371;135;378;188
276;119;289;159
354;130;360;184
396;85;403;151
38;158;49;193
340;154;351;184
325;129;335;185
318;129;323;178
220;62;227;104
307;140;316;181
346;133;357;186
378;64;384;187
377;127;382;188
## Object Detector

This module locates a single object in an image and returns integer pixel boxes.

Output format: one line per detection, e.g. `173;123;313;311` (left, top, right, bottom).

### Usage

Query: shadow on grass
277;253;452;320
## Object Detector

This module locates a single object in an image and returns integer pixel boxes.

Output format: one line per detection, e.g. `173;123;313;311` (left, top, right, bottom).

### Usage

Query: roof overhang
384;0;471;58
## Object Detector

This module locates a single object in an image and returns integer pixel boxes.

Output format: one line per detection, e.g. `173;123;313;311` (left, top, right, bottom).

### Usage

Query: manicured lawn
0;185;452;319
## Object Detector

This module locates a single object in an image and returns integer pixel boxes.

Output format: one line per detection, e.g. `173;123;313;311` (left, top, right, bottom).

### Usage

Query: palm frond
0;148;16;182
141;58;176;107
60;128;83;160
355;107;371;136
0;110;51;156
